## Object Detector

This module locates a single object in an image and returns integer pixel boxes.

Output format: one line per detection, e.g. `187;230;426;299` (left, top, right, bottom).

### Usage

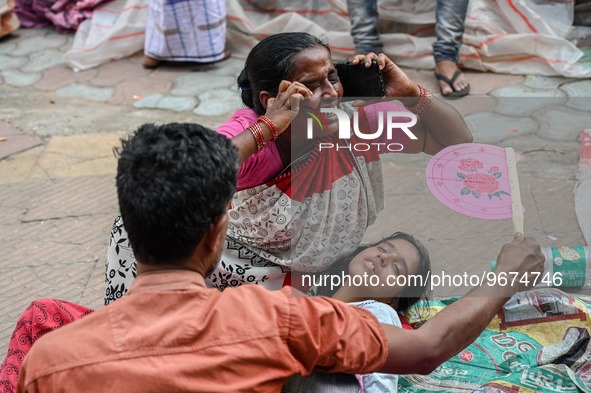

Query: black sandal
434;69;470;98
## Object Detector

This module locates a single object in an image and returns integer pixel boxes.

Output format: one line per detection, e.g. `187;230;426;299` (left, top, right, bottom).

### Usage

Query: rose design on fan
458;158;484;172
457;160;510;200
463;173;498;197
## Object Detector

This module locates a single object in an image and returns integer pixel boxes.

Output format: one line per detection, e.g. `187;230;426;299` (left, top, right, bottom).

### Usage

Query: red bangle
249;122;267;152
258;115;278;141
407;85;432;115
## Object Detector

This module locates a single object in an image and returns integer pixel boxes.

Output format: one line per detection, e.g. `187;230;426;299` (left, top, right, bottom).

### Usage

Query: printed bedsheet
401;289;591;393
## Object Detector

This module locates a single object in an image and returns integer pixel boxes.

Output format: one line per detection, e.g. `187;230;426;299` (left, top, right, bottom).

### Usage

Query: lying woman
105;32;472;303
283;232;431;393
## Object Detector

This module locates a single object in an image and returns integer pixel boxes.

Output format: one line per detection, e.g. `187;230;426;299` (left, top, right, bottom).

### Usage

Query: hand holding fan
426;143;524;233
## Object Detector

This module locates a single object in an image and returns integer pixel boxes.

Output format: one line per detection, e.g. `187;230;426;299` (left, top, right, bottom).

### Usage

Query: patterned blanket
401;289;591;393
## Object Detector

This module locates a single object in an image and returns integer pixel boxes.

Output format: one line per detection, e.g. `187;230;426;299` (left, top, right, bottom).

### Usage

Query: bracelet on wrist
258;115;279;141
248;122;267;152
406;85;432;115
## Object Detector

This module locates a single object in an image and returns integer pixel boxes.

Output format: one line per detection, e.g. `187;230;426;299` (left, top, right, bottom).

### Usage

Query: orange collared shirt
18;270;388;393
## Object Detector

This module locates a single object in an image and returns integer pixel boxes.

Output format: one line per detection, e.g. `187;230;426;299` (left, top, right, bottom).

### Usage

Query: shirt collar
127;269;208;294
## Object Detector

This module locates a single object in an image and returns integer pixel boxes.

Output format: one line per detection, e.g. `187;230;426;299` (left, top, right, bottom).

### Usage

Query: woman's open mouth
323;111;338;125
364;259;378;275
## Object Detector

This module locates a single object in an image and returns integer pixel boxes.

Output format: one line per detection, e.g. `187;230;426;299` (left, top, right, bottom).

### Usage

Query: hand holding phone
335;60;386;101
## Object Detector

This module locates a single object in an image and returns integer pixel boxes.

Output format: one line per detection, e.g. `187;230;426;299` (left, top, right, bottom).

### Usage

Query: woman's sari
105;103;411;302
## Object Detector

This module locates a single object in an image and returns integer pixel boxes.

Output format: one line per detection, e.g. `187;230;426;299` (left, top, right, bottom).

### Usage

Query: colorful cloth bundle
14;0;113;33
401;289;591;393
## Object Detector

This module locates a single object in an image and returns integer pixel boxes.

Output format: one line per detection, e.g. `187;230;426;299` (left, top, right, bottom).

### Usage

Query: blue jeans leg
432;0;469;63
346;0;383;54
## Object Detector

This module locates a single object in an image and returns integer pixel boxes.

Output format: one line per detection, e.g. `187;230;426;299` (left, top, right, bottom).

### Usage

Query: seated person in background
16;123;543;392
284;232;431;393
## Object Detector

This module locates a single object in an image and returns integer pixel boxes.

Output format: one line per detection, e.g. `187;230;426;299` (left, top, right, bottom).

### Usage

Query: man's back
17;270;387;393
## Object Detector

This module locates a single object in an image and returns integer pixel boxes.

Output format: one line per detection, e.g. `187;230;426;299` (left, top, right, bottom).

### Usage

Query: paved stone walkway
1;27;590;357
1;29;245;116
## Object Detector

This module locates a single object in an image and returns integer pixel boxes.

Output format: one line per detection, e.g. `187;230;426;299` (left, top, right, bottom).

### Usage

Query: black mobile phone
335;60;386;100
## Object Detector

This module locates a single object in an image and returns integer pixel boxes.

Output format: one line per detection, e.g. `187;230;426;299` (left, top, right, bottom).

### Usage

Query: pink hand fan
426;143;524;233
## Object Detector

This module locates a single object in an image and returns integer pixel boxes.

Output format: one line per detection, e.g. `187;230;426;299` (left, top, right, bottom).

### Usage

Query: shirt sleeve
216;109;283;191
284;288;388;376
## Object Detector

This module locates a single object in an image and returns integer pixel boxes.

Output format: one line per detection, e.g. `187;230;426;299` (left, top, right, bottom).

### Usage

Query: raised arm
378;233;544;375
351;53;473;155
230;80;311;165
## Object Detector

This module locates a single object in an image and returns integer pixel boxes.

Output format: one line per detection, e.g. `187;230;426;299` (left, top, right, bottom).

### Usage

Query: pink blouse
216;108;283;191
216;103;410;191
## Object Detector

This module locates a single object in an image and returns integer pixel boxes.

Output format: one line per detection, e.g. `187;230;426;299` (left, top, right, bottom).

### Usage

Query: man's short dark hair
116;123;238;265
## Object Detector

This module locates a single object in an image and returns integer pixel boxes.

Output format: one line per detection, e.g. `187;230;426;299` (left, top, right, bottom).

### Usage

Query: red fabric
399;315;414;330
0;299;93;393
272;103;412;200
218;103;411;199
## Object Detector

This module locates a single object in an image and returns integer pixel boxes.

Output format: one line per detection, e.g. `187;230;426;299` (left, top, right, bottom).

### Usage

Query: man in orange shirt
17;122;543;392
